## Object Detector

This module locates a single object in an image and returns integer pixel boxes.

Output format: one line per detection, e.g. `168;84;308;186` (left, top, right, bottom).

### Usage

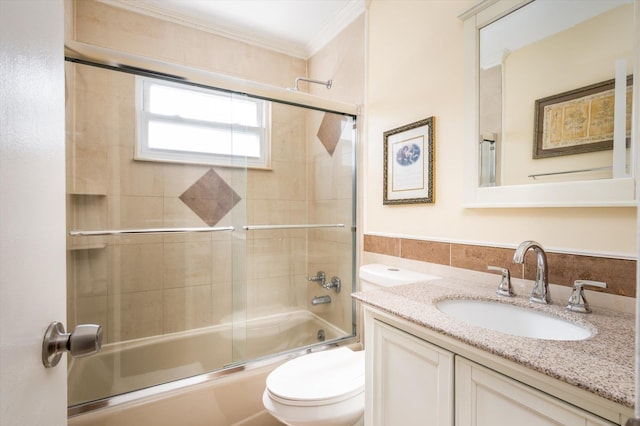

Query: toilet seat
265;348;365;407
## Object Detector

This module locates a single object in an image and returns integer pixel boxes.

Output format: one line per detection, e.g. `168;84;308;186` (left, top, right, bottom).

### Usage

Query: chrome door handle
42;321;103;368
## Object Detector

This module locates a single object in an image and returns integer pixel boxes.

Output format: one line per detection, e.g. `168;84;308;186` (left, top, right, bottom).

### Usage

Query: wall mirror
460;0;639;207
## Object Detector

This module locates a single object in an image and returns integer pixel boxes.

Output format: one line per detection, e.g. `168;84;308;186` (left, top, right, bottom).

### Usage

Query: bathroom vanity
354;275;635;426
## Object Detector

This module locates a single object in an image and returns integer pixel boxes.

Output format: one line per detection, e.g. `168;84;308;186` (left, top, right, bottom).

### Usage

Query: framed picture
383;117;434;205
533;76;633;158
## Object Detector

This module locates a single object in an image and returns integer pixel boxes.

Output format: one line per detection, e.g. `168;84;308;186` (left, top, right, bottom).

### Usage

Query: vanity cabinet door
455;357;617;426
370;319;454;426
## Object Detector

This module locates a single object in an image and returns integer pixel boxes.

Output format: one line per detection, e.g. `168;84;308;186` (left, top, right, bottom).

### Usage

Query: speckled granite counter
353;276;635;408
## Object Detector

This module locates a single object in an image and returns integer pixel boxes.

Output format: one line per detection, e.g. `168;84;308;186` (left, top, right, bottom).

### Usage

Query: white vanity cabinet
455;357;616;426
363;306;628;425
367;319;454;426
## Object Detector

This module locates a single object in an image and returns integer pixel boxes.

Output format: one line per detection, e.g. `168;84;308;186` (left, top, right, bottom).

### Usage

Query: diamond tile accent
316;112;346;156
179;169;241;226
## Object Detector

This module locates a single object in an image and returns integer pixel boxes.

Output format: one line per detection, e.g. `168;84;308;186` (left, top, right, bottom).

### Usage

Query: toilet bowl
262;264;438;426
262;347;365;426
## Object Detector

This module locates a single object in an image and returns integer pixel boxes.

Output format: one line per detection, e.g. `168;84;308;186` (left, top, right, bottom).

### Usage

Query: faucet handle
488;266;514;297
566;280;607;313
307;271;326;285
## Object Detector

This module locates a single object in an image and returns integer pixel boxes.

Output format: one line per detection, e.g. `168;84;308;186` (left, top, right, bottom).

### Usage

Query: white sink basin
436;299;592;341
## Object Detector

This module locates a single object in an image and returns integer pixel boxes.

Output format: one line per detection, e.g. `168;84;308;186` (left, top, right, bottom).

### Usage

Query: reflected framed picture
383;117;435;205
533;76;633;158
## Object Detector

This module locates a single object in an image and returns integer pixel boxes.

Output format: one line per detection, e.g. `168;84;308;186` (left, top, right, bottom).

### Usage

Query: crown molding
306;0;366;58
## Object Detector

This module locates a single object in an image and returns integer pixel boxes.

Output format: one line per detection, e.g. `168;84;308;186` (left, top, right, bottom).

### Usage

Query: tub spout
311;295;331;305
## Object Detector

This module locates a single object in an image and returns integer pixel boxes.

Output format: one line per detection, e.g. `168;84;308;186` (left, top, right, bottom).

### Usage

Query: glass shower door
65;57;356;412
235;104;357;365
66;60;249;406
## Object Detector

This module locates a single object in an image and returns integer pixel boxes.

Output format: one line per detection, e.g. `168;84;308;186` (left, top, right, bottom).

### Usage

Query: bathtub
68;310;348;410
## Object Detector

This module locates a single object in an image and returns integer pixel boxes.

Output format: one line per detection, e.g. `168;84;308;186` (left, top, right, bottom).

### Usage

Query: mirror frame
459;0;639;208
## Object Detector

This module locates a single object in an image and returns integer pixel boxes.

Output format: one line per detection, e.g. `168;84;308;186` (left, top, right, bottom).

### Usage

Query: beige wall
364;0;636;258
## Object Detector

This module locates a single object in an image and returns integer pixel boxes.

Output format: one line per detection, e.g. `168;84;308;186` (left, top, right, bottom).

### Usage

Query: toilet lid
266;348;365;405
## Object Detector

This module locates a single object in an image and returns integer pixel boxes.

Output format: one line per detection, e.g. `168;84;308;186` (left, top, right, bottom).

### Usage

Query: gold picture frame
533;76;632;158
383;117;435;205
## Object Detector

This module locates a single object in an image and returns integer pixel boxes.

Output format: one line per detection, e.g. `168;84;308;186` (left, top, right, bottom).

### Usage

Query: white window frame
135;75;271;169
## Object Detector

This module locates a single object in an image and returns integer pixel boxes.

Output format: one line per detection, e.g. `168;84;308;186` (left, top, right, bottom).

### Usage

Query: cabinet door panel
371;320;454;426
455;357;617;426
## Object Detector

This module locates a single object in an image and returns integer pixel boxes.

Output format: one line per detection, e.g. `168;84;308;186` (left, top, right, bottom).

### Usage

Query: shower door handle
42;321;103;368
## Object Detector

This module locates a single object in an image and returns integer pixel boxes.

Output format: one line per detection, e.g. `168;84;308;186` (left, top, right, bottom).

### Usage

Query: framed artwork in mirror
383;117;435;205
533;76;633;158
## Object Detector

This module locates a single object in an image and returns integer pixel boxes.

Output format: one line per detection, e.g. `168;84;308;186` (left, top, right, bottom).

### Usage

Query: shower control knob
42;321;103;368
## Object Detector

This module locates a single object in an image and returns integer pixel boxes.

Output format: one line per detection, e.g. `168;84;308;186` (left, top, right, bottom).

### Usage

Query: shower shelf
69;226;235;236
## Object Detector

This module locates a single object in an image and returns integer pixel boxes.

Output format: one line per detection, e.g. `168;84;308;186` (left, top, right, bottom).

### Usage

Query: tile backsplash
364;234;636;298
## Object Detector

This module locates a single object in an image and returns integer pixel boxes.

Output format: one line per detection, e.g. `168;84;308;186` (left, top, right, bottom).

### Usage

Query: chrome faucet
512;240;551;304
307;271;341;293
566;280;607;313
488;266;514;297
308;271;326;286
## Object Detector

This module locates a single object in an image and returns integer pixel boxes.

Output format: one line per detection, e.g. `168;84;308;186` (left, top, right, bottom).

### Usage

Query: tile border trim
363;234;636;297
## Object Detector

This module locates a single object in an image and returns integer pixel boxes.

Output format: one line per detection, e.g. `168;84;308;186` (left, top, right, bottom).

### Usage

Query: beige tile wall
66;66;358;344
72;0;307;89
307;113;356;334
304;14;365;335
308;14;366;106
245;102;309;321
67;64;315;344
66;0;362;348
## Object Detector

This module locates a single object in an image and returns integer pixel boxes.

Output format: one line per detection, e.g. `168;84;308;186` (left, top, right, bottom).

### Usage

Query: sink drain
317;329;325;341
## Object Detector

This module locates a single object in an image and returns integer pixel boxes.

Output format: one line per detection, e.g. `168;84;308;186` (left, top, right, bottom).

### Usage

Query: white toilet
262;264;438;426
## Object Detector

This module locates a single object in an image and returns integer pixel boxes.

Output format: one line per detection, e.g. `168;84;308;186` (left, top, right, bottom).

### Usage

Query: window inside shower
65;59;357;411
135;76;272;169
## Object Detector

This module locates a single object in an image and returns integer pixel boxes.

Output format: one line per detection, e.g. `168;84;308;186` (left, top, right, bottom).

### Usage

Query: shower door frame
65;43;360;417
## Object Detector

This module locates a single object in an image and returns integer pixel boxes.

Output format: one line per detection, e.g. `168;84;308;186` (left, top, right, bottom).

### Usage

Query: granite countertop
352;276;635;408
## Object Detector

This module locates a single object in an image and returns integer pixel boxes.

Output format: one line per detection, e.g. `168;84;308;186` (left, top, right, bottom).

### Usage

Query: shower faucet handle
307;271;326;285
325;276;341;293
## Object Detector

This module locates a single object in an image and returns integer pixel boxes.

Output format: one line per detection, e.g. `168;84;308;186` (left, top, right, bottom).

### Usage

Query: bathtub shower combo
65;51;357;415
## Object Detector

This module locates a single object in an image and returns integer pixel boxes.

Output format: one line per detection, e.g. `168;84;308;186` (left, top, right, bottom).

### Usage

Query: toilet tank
358;264;439;291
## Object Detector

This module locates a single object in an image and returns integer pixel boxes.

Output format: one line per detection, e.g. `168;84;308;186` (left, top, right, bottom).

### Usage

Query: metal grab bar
243;224;345;231
69;226;235;236
528;166;612;179
69;223;346;236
